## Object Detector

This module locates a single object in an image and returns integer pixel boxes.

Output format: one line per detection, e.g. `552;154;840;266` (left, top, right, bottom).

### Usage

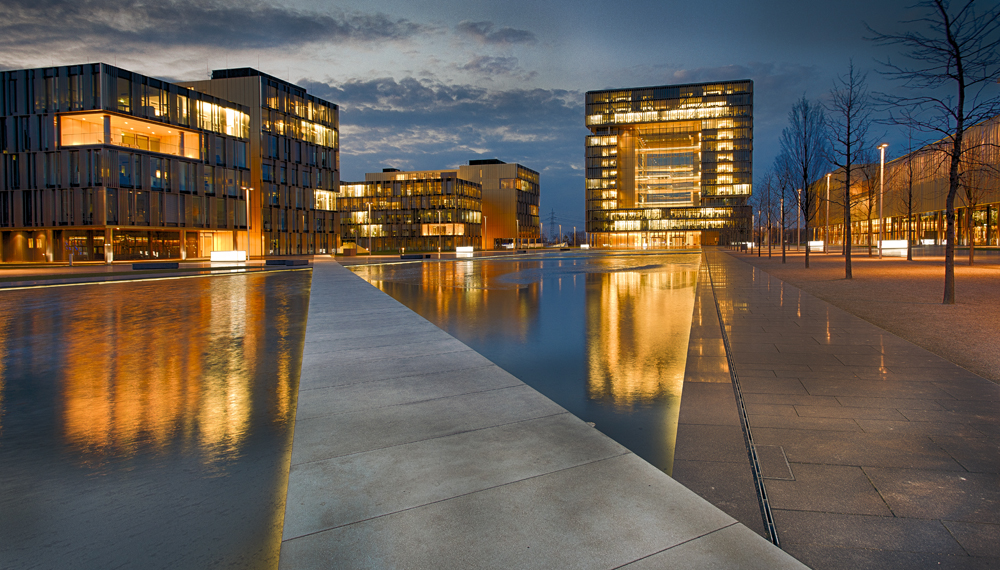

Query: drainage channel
704;252;780;547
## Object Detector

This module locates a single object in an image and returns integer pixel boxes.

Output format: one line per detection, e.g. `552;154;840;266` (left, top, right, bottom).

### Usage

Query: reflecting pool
0;271;310;569
352;252;699;475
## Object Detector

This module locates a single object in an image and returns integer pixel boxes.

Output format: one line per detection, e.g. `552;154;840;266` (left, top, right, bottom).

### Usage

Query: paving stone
864;467;1000;524
764;463;891;516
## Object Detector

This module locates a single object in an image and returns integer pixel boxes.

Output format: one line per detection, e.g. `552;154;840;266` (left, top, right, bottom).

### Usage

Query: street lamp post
797;188;801;251
781;197;786;263
367;202;372;256
825;173;831;254
878;143;888;259
757;210;761;257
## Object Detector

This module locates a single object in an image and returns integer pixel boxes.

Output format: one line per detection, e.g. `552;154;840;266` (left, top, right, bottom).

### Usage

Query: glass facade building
0;63;252;262
457;159;540;249
340;169;482;253
585;81;753;249
180;68;340;256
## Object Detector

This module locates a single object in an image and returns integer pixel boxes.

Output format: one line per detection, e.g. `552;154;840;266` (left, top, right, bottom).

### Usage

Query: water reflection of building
585;265;698;474
0;274;306;464
357;260;542;344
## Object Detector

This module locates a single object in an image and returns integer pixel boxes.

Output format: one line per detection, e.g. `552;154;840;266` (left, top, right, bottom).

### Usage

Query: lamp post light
878;143;888;260
780;196;786;263
796;188;802;251
825;173;831;254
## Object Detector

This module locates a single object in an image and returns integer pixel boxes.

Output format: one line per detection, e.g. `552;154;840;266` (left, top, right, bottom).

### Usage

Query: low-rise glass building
585;81;753;249
340;169;482;253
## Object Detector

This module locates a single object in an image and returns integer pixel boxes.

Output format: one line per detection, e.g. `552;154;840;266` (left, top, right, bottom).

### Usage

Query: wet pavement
706;249;1000;569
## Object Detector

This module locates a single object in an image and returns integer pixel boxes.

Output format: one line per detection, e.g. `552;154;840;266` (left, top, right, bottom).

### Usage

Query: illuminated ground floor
805;202;1000;248
587;230;721;249
0;227;338;262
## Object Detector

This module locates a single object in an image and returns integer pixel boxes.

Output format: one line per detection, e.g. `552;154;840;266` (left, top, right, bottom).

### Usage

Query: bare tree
894;124;924;261
826;62;876;278
869;0;1000;303
780;96;829;268
856;151;881;256
773;152;797;263
758;169;781;258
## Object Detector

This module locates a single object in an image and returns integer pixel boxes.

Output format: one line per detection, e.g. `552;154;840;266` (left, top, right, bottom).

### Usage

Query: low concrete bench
401;254;431;259
132;262;179;270
266;259;310;266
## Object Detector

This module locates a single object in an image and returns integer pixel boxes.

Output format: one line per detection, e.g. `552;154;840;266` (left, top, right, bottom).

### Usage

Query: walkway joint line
705;251;781;548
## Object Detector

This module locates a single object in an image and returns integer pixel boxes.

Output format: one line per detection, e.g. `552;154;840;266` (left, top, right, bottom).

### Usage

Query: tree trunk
907;213;913;261
804;218;810;268
968;209;976;266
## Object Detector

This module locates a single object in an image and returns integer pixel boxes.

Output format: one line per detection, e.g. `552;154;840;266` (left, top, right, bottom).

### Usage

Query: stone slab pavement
278;258;806;569
706;249;1000;570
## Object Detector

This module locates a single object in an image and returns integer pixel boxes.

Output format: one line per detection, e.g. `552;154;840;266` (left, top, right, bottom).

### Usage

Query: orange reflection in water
586;265;698;475
361;259;541;345
54;276;298;465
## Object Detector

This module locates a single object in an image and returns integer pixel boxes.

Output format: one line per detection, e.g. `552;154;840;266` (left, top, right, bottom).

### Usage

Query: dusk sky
3;0;991;233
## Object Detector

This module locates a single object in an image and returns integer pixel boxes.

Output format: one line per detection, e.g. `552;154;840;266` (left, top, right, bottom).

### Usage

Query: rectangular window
215;137;224;165
107;188;118;223
151;157;165;189
225;168;236;197
267;135;278;158
119;153;132;187
262;164;274;183
235;141;247;168
69;151;80;186
204;165;214;195
116;76;131;113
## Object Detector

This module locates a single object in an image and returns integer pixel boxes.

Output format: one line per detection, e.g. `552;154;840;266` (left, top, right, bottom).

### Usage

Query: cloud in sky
0;0;427;51
455;21;537;45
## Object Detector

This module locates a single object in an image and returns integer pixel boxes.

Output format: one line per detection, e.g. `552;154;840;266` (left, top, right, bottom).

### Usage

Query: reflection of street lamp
878;143;888;259
825;173;831;254
242;186;252;258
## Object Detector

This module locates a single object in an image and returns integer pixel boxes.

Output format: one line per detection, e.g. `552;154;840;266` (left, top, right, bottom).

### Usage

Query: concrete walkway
279;258;805;569
706;250;1000;569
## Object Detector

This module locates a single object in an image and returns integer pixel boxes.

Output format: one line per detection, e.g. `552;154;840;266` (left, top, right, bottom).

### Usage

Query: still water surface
0;272;310;569
352;252;700;475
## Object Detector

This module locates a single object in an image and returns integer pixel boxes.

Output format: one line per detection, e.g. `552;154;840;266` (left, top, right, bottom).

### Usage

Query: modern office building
812;114;1000;249
180;68;340;256
0;63;253;262
457;159;540;248
585;81;753;249
340;169;482;252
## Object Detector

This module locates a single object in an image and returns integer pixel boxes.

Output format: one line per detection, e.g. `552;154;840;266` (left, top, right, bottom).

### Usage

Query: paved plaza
706;250;1000;569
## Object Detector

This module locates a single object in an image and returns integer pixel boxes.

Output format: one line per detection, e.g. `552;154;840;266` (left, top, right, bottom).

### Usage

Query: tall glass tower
585;81;752;249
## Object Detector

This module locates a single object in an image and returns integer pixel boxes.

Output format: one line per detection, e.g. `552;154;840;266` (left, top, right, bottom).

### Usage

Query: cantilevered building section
0;63;253;262
585;81;752;249
181;68;340;256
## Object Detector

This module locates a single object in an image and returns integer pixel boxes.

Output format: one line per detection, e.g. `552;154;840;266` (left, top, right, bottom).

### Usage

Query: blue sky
2;0;992;232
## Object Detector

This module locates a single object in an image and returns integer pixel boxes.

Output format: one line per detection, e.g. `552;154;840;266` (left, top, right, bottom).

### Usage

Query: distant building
812;114;1000;249
458;159;540;248
340;169;482;253
0;63;252;262
180;68;340;256
585;81;753;249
